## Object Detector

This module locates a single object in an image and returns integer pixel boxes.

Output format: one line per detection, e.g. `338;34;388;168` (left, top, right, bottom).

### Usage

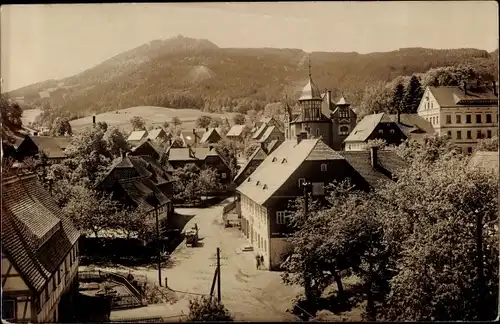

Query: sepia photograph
1;1;498;322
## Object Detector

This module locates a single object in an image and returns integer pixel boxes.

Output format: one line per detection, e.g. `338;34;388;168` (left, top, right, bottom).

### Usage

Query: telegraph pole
155;205;162;287
217;247;221;303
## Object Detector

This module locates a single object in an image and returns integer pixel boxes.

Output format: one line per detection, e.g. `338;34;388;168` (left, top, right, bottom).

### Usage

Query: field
21;108;42;126
69;106;236;133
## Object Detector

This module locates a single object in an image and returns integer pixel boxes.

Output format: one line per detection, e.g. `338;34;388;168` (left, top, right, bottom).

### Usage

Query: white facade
345;142;367;151
418;87;498;154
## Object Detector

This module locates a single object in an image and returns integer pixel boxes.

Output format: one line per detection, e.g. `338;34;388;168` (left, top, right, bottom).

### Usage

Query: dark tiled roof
31;136;71;159
266;139;280;154
237;139;339;205
339;150;406;190
168;147;216;161
344;113;392;143
389;114;435;136
258;126;276;143
233;147;268;183
147;128;167;141
118;176;170;212
252;124;268;140
428;86;498;107
2;174;80;292
131;138;161;158
199;128;221;144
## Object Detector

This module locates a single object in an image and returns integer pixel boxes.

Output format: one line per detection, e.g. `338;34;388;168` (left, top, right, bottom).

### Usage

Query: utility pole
155;204;162;287
217;247;221;303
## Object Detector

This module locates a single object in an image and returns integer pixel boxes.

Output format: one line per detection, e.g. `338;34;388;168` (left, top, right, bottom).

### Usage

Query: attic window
263;184;268;189
281;158;287;164
247;177;251;182
272;157;277;162
256;181;260;186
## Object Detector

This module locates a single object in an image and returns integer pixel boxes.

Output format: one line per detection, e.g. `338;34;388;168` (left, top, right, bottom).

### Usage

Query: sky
1;2;498;92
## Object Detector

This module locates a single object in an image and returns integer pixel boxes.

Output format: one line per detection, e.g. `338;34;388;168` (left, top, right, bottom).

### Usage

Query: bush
187;296;233;322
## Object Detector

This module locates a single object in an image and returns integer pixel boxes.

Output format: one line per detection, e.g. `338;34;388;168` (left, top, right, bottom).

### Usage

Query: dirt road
97;201;302;321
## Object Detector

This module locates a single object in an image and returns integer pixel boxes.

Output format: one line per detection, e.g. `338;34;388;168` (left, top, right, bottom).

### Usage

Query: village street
84;201;302;322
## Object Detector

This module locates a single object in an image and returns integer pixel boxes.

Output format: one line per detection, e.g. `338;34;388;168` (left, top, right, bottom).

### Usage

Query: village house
257;125;285;149
10;135;71;164
97;154;175;217
2;174;80;323
129;138;163;161
198;128;222;146
236;133;406;270
251;116;283;142
127;130;148;147
166;146;232;185
225;124;247;141
146;128;169;143
233;146;269;186
417;82;498;153
283;70;357;151
343;113;408;151
388;113;435;141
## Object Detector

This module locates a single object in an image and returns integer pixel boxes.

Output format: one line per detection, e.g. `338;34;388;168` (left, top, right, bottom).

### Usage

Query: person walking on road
260;255;264;270
256;254;261;270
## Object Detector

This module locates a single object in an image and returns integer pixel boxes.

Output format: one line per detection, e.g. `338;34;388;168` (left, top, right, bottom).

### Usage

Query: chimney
464;81;467;96
192;129;197;145
296;131;307;145
168;139;172;146
493;81;497;96
205;127;209;132
326;89;332;107
370;146;378;169
93;115;96;127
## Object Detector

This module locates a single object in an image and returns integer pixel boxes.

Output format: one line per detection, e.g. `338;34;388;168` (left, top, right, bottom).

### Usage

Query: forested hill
5;35;498;126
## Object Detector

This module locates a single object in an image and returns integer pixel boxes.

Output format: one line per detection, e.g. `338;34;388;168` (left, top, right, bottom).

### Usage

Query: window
221;172;227;179
456;115;462;124
57;268;61;284
476;114;482;123
486;114;492;123
70;251;73;266
447;131;452;138
276;211;287;225
487;130;492;138
52;276;56;291
467;147;473;154
339;126;349;136
466;115;472;124
45;287;49;300
316;128;320;137
312;182;325;196
390;129;395;134
466;131;472;139
446;115;452;124
378;129;383;134
436;116;439;124
298;178;305;187
456;131;462;139
477;130;482;139
320;164;327;172
2;300;15;320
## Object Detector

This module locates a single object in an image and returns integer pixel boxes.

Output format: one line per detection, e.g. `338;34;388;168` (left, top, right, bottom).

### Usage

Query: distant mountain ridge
5;35;498;125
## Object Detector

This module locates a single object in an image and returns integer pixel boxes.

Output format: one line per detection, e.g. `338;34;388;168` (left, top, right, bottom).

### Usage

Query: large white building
417;83;498;154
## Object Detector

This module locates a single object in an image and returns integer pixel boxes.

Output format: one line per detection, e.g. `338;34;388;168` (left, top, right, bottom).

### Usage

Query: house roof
226;125;246;137
469;151;499;174
258;126;277;143
299;77;322;101
199;128;221;144
266;139;281;154
237;139;344;205
168;147;219;162
131;138;161;156
2;174;80;292
388;114;435;138
118;176;170;212
233;146;268;183
339;150;406;190
344;113;393;143
147;128;167;141
31;136;71;159
428;86;498;107
252;123;268;140
127;130;148;142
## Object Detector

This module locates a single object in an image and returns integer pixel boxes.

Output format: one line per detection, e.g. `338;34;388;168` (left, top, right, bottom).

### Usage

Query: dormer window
272;157;277;162
256;181;260;186
321;164;327;172
378;129;384;134
263;184;268;189
247;177;251;182
281;158;287;163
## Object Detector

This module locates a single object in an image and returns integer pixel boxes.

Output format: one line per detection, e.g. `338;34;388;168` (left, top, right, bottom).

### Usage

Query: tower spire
308;55;312;78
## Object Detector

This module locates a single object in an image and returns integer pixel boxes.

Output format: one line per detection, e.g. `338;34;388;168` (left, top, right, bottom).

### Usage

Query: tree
162;121;170;130
196;115;212;128
115;206;156;241
391;83;405;114
219;118;231;136
214;138;241;176
103;126;131;158
0;96;23;143
130;116;146;131
209;117;221;128
363;139;387;150
402;75;423;114
172;164;222;201
475;136;498;152
396;134;459;165
96;121;108;132
51;117;73;136
232;113;246;125
171;117;182;127
187;296;233;322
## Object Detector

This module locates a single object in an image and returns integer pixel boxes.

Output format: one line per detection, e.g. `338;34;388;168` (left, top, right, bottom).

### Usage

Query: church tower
288;57;334;146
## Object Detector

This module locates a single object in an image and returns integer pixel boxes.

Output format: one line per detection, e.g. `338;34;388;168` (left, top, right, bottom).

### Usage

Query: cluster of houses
2;70;498;322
